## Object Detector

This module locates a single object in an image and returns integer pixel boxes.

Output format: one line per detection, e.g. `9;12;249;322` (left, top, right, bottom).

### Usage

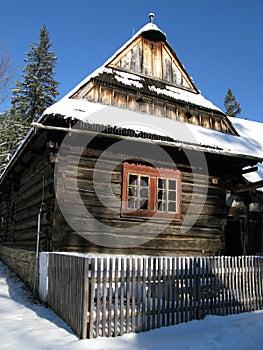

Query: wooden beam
242;166;258;174
232;180;263;193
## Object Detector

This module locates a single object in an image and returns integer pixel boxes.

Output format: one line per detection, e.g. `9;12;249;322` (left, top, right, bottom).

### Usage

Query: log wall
0;147;55;251
1;131;251;256
53;143;227;256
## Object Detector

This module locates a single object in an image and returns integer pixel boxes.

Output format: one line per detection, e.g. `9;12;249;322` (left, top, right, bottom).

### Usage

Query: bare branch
0;41;14;105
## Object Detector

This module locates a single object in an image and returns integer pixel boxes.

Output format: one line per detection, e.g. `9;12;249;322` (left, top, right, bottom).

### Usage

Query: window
121;163;182;220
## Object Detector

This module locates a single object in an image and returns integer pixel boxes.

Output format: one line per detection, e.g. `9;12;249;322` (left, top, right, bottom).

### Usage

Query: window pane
129;174;138;186
168;201;176;212
128;198;135;209
157;178;167;212
128;186;136;197
168;191;176;201
128;174;138;209
140;187;148;199
140;199;148;210
168;179;176;190
158;200;165;211
140;176;149;209
140;176;149;187
158;189;165;200
158;178;165;189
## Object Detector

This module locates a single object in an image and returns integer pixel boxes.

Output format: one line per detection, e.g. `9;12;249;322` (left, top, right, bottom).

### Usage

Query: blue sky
1;0;262;122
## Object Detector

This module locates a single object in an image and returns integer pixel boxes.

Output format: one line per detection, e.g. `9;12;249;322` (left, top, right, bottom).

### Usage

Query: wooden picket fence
47;254;263;339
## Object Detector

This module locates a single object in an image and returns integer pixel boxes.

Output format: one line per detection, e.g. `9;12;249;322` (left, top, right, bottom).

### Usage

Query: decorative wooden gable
70;14;238;136
108;35;198;93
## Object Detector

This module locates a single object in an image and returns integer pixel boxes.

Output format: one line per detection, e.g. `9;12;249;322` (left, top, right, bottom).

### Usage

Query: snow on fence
46;254;263;339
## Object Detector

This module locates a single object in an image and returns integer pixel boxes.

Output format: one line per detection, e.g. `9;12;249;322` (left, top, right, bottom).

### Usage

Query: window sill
121;210;182;221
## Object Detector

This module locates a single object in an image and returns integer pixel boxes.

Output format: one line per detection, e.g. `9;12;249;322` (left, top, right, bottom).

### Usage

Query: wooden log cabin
0;14;262;256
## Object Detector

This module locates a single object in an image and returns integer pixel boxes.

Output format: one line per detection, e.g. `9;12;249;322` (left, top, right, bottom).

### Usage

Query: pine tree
11;25;59;123
224;88;241;117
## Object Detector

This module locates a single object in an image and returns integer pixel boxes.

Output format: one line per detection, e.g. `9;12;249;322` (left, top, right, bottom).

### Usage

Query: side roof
42;98;263;160
229;117;263;191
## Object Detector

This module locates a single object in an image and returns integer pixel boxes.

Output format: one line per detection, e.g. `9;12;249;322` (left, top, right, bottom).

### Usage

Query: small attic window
141;30;166;42
185;111;192;120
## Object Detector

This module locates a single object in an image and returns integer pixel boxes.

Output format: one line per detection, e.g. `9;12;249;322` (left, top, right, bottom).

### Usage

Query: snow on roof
43;98;262;160
148;84;221;111
114;70;144;89
229;117;263;191
69;66;222;112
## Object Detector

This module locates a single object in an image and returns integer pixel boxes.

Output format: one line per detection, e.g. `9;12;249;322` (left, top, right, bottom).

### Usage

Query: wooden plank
161;258;166;327
185;257;189;321
257;257;263;309
179;257;185;323
215;257;220;315
241;256;246;312
231;257;238;314
226;257;233;315
102;258;108;337
141;258;147;331
244;256;249;311
151;258;157;329
195;258;201;320
137;258;142;332
175;257;180;324
96;258;101;337
147;257;152;331
171;257;176;326
89;258;95;339
156;257;161;328
120;258;125;336
190;258;194;320
114;257;119;337
234;256;240;313
202;257;208;315
217;257;222;315
249;256;253;311
126;258;131;334
227;256;232;315
238;256;244;312
251;256;256;310
108;258;113;337
223;257;228;315
131;258;136;333
209;257;215;315
229;257;234;314
166;258;171;326
200;257;206;319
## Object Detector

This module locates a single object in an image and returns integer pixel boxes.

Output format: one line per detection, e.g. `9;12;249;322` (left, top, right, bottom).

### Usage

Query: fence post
39;252;49;303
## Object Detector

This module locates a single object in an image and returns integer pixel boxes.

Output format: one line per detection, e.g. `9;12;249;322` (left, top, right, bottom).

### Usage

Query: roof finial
149;13;155;24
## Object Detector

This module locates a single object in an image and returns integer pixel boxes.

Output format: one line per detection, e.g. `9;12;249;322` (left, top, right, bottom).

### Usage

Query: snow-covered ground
0;260;263;350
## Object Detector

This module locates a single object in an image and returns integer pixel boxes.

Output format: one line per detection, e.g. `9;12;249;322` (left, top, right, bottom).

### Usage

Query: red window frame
121;162;182;220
